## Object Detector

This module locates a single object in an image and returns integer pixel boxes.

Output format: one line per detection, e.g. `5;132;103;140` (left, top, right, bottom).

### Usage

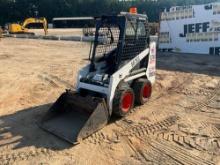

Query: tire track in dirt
149;80;220;156
121;135;182;164
0;148;53;165
38;74;60;88
84;116;179;144
121;134;215;165
113;75;219;164
122;116;179;138
142;145;185;164
147;139;214;165
154;131;220;154
151;73;194;102
127;73;194;124
187;81;220;114
200;122;220;138
37;72;73;89
42;72;74;89
182;81;220;127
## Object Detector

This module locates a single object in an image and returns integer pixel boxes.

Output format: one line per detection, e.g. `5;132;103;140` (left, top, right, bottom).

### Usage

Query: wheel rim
121;92;133;112
143;83;152;99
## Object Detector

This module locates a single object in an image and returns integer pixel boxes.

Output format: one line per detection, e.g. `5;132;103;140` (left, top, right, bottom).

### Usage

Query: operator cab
81;12;150;86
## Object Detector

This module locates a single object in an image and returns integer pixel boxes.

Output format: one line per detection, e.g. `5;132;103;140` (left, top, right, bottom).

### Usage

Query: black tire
133;79;152;105
113;86;135;117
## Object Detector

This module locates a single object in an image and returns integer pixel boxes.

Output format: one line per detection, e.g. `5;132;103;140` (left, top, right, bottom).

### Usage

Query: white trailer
159;2;220;55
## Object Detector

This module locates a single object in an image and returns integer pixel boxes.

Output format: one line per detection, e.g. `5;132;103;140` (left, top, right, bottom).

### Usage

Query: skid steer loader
40;11;157;144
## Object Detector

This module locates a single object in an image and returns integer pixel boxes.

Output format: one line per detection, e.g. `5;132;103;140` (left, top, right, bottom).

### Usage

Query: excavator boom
9;17;48;35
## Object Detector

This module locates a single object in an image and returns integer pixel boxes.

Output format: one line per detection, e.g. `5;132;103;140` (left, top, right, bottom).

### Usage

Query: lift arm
22;17;48;35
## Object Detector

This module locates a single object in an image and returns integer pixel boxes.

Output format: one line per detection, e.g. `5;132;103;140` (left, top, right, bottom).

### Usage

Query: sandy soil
0;38;220;165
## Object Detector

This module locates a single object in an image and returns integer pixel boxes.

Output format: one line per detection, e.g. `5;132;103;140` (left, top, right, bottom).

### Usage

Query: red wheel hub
121;92;133;112
143;83;152;98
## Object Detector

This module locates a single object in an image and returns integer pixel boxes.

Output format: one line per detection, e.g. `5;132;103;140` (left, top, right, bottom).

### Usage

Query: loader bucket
39;91;109;144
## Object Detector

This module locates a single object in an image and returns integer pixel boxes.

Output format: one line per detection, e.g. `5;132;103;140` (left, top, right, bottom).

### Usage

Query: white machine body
76;41;156;111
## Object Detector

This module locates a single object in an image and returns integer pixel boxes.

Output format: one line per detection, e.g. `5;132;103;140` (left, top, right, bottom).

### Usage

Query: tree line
0;0;217;25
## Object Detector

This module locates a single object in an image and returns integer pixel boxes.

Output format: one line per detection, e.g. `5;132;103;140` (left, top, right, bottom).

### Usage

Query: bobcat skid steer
39;11;157;144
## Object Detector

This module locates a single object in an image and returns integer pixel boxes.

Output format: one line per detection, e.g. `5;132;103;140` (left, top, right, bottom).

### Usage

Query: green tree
0;0;218;25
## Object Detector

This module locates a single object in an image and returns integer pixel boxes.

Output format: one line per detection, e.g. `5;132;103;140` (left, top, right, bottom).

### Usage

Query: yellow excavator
9;17;48;35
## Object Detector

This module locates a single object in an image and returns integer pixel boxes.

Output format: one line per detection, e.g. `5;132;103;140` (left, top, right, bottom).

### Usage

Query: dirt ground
0;37;220;165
